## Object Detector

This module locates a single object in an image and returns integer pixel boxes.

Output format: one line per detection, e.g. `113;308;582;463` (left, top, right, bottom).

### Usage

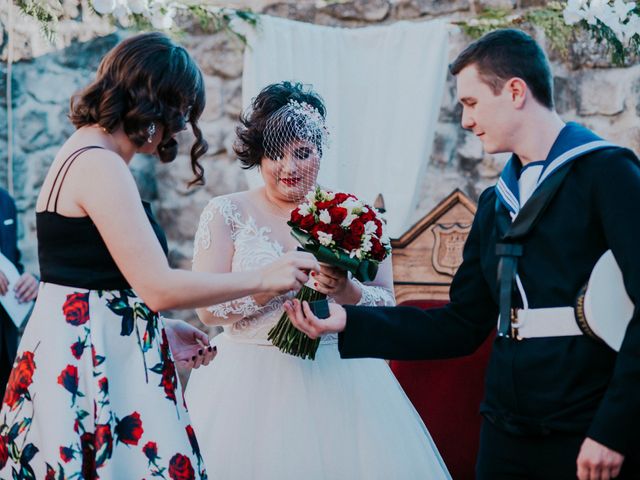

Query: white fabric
241;15;449;237
1;283;206;478
187;190;450;479
584;249;634;351
517;164;543;207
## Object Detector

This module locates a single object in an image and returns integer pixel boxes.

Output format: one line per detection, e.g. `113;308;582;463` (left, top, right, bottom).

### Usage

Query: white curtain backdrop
241;15;448;237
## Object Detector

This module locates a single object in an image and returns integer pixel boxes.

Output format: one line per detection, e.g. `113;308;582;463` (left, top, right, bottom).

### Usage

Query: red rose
57;365;79;397
60;446;75;463
95;423;113;468
350;219;365;237
333;193;353;204
80;432;96;479
328;206;348;225
45;465;56;480
360;209;376;223
310;223;343;243
326;224;345;243
0;435;8;470
159;330;177;403
99;377;109;394
143;441;159;462
92;345;105;368
342;231;362;252
4;351;36;409
370;237;387;261
315;200;334;210
115;412;144;446
168;453;195;480
185;425;200;457
62;292;90;326
70;341;85;360
289;208;303;225
299;214;316;231
375;219;383;237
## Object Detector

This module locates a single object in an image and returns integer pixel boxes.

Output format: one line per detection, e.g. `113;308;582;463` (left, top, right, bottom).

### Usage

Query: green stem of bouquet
267;285;326;360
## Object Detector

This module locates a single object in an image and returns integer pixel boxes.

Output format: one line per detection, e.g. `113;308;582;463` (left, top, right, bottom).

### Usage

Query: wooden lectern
389;189;493;480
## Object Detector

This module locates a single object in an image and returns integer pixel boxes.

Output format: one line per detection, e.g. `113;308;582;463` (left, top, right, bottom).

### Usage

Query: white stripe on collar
537;140;615;185
497;178;519;212
499;140;616;216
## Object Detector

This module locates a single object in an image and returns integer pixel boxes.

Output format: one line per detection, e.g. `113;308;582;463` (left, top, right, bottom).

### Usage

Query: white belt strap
498;307;583;340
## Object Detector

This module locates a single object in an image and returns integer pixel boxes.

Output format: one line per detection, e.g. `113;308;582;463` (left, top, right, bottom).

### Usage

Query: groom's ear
505;77;527;109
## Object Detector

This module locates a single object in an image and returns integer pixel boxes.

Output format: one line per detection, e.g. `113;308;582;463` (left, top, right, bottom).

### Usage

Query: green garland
585;6;640;66
456;2;639;66
15;0;64;42
13;0;257;44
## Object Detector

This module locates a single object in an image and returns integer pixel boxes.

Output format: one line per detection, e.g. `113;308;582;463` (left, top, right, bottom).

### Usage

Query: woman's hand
259;251;320;295
163;317;217;369
312;264;362;305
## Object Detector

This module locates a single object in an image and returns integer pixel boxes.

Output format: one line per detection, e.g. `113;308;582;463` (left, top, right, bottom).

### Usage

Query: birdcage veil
262;99;329;203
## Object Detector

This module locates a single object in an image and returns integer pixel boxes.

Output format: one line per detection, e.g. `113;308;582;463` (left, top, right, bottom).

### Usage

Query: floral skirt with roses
0;282;208;480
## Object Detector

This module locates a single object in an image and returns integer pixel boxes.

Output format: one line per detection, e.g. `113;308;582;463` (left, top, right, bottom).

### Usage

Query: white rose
562;0;587;24
317;231;333;247
622;16;640;45
92;0;116;14
128;0;148;14
340;198;361;211
114;3;131;26
341;213;358;227
361;235;373;253
364;220;377;235
584;0;609;25
305;190;317;204
612;0;636;22
150;6;175;29
318;209;331;224
298;203;311;216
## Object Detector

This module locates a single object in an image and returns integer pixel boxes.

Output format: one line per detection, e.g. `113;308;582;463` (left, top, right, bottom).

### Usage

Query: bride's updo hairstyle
234;81;326;170
69;32;208;185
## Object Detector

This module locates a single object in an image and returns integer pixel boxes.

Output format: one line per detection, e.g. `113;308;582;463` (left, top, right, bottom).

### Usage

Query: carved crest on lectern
431;223;471;276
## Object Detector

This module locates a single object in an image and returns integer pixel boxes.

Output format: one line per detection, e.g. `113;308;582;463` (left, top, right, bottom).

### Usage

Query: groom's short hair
449;29;554;110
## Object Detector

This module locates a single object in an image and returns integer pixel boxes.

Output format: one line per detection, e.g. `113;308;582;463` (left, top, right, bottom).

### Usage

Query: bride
185;81;451;479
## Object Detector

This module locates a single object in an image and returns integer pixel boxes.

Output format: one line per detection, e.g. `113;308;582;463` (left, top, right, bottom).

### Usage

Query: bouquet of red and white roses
267;187;391;359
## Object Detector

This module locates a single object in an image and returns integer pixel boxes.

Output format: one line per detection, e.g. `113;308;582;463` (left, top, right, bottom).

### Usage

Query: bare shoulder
70;148;131;178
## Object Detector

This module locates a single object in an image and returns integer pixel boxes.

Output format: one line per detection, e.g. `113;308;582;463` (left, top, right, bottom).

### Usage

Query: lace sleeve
353;255;396;307
205;296;263;320
192;196;265;324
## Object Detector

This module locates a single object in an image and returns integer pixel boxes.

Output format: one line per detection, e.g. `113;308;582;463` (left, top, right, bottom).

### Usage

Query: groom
285;29;640;479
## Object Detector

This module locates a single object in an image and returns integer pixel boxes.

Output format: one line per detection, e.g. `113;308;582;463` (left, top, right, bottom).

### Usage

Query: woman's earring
147;122;156;143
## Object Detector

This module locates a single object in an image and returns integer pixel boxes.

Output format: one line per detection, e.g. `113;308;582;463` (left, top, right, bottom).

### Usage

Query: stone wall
1;0;640;323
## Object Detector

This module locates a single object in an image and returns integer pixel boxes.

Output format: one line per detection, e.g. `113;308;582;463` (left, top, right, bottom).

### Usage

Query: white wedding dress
185;190;451;480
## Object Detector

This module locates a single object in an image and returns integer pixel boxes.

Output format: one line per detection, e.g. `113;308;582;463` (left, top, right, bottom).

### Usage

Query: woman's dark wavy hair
234;81;326;170
69;32;208;185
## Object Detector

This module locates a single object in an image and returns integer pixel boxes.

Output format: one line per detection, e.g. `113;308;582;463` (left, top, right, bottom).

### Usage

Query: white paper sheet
0;252;34;329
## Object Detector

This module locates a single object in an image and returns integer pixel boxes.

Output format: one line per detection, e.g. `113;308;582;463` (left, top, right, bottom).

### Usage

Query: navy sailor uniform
338;123;640;473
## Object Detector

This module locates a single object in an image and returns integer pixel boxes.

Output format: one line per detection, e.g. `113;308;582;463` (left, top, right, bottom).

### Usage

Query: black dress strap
45;146;105;213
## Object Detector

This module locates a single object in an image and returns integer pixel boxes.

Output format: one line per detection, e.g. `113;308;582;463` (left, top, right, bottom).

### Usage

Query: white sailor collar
495;122;616;215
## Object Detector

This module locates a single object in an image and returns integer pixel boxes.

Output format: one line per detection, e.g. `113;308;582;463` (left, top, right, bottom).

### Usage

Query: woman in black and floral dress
0;33;318;479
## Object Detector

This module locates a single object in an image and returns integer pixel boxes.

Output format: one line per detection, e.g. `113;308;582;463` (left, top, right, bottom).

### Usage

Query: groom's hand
577;437;624;480
284;299;346;339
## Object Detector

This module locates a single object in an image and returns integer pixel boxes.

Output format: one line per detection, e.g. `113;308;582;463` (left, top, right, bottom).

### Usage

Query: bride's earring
147;122;156;144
